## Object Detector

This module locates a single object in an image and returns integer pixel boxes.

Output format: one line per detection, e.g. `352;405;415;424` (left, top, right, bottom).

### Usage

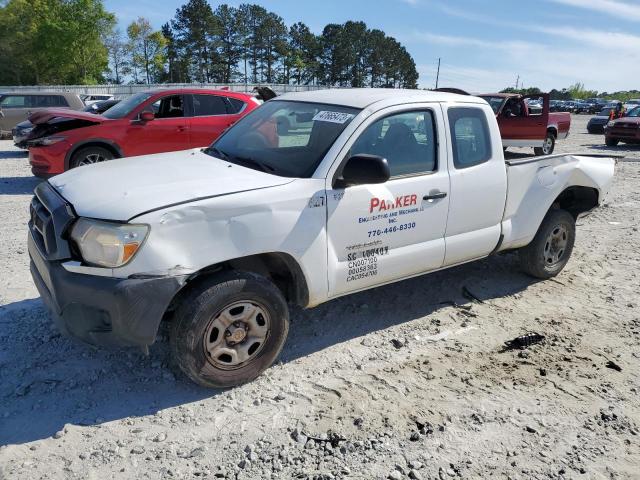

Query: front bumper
29;142;69;177
28;229;187;348
587;123;606;133
605;126;640;143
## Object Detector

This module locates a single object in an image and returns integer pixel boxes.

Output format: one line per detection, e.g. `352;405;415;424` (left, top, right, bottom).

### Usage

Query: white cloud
548;0;640;21
411;31;640;93
415;3;640;92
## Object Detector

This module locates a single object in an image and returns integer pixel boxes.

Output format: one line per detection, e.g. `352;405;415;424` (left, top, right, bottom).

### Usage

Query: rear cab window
447;107;492;169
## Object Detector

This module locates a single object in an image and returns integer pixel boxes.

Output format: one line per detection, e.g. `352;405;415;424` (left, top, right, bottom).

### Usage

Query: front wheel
534;132;555;156
170;271;289;388
519;209;575;279
605;137;619;147
70;146;114;169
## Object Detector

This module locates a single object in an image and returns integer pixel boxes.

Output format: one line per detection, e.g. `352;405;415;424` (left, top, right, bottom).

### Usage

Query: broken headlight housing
70;218;149;268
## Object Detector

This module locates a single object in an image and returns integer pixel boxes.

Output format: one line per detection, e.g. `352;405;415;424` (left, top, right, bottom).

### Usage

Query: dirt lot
1;115;639;479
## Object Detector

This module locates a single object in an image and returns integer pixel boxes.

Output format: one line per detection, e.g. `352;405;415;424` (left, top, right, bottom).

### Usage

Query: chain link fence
0;83;329;99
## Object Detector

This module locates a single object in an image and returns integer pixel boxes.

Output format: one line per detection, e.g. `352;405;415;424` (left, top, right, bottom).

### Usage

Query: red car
27;88;260;177
605;106;640;146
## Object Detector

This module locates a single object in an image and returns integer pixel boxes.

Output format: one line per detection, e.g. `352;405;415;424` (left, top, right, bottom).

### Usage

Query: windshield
626;106;640;117
598;107;613;116
102;92;154;119
480;96;506;114
206;100;360;178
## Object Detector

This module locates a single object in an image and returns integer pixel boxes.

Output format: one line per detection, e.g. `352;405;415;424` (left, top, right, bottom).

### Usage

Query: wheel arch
64;139;123;170
165;252;310;320
550;185;599;219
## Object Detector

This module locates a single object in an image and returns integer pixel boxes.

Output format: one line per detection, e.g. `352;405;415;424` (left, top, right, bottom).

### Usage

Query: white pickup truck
28;89;616;388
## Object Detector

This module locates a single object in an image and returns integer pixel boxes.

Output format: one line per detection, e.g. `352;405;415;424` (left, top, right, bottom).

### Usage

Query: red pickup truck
480;93;571;155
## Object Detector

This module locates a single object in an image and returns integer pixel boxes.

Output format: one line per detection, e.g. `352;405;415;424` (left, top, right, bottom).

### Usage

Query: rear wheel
534;132;555;156
605;137;619;147
170;271;289;388
519;209;575;279
70;146;114;169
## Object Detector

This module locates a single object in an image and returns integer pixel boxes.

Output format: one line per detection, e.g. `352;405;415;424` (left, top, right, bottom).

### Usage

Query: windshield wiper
203;147;276;174
231;155;276;174
203;146;230;161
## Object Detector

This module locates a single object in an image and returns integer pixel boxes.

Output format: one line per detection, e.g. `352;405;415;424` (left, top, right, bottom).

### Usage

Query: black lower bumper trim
29;233;187;348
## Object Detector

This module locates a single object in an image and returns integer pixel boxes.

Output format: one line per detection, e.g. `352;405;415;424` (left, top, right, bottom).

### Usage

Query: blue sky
105;0;640;93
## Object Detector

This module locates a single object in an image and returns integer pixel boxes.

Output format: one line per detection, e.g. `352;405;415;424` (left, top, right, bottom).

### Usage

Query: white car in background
28;88;616;388
81;94;115;106
624;99;640;111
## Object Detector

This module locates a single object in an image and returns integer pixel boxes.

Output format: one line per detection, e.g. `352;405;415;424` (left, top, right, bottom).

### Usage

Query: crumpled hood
29;108;105;125
49;149;294;221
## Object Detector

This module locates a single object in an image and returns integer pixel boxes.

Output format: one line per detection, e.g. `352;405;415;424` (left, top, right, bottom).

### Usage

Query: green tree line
0;0;419;88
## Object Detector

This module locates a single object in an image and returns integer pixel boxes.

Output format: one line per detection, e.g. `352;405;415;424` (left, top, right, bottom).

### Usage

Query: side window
150;95;184;118
55;96;70;107
448;107;491;169
31;96;68;107
227;97;246;114
192;94;228;116
349;110;437;177
0;95;27;108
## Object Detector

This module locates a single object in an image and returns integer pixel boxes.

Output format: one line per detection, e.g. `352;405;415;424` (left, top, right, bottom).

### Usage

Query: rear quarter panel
549;112;571;139
500;155;615;250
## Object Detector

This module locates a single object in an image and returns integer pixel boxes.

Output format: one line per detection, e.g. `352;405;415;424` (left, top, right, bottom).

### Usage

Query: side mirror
334;154;390;188
140;111;155;122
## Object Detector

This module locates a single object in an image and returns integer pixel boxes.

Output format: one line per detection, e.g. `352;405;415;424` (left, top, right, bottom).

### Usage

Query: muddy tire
519;209;575;279
170;271;289;388
605;137;619;147
534;131;555;156
70;146;114;169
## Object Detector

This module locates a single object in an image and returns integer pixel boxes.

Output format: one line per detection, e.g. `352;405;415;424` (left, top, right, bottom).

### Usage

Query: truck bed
499;153;618;251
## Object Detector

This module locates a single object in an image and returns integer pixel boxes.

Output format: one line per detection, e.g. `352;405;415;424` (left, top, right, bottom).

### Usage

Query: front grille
609;126;638;138
28;182;76;261
30;196;50;254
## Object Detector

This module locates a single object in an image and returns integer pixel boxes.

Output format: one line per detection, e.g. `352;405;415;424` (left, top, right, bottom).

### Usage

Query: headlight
20;127;33;135
70;218;149;268
31;135;66;146
607;121;616;127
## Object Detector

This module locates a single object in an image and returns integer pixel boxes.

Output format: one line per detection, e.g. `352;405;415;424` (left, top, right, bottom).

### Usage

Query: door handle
423;191;447;201
177;126;187;132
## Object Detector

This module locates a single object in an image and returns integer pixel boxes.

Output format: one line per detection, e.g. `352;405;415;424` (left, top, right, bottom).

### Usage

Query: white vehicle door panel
441;103;508;265
325;104;450;297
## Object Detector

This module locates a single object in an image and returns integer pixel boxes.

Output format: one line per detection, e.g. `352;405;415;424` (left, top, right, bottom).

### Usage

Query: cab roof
277;88;487;109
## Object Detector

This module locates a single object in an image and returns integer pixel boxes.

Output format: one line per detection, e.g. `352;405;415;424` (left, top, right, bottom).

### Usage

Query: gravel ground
1;115;639;479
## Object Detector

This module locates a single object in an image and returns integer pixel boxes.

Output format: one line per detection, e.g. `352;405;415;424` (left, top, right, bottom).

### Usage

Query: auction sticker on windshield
313;111;354;124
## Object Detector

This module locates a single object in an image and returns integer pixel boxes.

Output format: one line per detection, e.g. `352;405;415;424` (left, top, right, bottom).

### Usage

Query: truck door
325;106;450;297
442;104;507;265
499;94;549;147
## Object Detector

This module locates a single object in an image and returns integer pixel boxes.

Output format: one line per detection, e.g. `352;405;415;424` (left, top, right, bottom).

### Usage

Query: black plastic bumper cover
28;232;187;348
